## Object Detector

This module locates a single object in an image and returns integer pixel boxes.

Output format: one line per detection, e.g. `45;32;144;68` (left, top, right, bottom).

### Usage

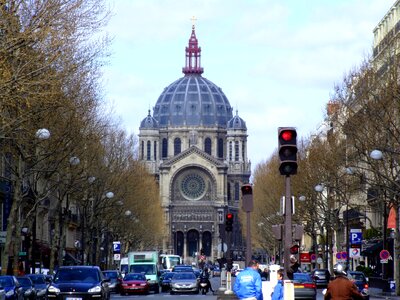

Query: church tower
138;24;251;263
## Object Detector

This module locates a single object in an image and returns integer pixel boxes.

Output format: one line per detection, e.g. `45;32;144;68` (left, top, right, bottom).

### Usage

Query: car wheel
170;291;174;295
120;291;125;296
154;287;159;294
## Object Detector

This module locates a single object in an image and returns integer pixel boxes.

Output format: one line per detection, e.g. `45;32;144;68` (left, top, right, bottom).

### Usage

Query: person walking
324;263;364;300
271;269;284;300
233;260;263;300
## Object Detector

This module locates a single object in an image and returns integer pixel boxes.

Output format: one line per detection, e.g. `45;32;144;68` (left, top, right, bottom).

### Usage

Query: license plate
66;298;82;300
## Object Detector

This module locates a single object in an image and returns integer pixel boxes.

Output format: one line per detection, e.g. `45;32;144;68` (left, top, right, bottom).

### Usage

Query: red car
120;273;149;295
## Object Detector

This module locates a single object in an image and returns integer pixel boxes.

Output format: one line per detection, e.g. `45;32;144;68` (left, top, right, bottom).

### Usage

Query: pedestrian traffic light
241;184;253;196
278;127;298;176
241;184;253;212
290;245;299;254
225;213;233;232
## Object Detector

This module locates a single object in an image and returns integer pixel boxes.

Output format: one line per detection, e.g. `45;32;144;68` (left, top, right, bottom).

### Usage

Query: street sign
113;241;121;253
0;231;6;244
350;229;362;245
114;253;121;261
18;251;27;256
380;249;390;260
349;248;360;258
310;253;316;262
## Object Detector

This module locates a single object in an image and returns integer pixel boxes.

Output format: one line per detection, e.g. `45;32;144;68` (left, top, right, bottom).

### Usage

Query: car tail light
304;283;316;289
364;283;368;289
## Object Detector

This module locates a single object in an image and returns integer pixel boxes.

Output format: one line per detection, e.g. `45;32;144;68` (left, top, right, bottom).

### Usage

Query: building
138;25;251;263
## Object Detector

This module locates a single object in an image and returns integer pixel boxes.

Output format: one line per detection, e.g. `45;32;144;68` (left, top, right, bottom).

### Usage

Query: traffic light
225;213;233;232
278;127;298;176
290;245;299;254
241;184;253;212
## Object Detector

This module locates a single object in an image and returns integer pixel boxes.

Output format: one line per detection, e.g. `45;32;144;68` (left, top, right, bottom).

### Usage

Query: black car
160;272;174;292
46;266;110;300
15;277;35;300
311;269;331;287
348;271;369;300
102;270;122;293
0;276;23;300
27;274;50;300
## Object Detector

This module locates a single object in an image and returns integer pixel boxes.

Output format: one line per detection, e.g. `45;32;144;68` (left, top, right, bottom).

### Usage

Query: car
160;272;174;292
311;269;331;287
293;273;317;300
170;272;199;295
102;270;122;293
15;277;36;300
171;265;194;273
46;265;110;300
348;271;369;300
0;276;24;300
119;273;149;295
26;274;49;300
212;266;221;277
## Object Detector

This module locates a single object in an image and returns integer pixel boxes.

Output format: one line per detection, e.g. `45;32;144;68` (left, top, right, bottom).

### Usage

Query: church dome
140;110;159;129
152;25;233;127
228;110;247;130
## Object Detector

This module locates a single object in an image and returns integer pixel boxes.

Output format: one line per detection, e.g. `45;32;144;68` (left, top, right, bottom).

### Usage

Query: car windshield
54;269;100;283
293;273;312;283
164;273;174;279
129;264;155;275
28;276;45;284
349;273;365;281
0;277;13;287
17;277;32;286
103;272;118;279
173;273;195;280
124;274;146;281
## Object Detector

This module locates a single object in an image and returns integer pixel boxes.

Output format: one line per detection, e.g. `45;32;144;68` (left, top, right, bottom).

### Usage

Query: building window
154;141;157;160
234;182;240;201
162;138;168;158
227;182;231;201
218;138;224;158
204;137;212;155
229;141;233;161
147;141;151;160
174;138;181;155
242;142;245;161
141;141;144;160
235;141;239;161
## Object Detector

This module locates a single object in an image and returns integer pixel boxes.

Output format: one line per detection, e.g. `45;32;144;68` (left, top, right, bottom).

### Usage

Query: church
138;24;251;263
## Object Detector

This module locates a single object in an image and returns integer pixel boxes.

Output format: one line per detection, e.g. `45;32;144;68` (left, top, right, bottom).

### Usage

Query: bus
159;254;182;271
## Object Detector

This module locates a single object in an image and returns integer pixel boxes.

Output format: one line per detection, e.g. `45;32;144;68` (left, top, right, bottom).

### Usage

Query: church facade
138;25;251;263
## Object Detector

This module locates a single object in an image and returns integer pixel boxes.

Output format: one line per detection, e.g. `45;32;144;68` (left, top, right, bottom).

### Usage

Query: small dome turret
227;110;247;130
140;110;159;129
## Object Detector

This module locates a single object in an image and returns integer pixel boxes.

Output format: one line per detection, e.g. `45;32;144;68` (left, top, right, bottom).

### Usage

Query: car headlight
48;285;60;293
24;288;32;295
6;290;14;296
88;285;102;293
140;283;147;286
37;289;46;296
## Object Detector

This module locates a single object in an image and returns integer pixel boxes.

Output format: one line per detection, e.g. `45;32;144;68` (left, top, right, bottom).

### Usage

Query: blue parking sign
350;229;362;245
113;241;121;253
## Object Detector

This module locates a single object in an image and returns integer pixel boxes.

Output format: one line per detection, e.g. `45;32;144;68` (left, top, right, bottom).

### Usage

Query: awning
361;241;383;255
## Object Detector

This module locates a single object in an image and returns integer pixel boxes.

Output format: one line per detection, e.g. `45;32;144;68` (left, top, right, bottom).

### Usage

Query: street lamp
314;184;330;269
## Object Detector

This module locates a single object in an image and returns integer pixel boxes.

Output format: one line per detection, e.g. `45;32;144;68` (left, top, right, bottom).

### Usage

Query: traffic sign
350;248;360;258
113;241;121;253
380;249;390;260
114;253;121;261
310;253;316;262
350;229;362;245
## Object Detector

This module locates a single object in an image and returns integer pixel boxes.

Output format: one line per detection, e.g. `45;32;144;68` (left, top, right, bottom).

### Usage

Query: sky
102;0;394;171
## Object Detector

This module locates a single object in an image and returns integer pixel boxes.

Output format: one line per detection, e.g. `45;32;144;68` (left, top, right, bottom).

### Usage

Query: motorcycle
199;276;209;295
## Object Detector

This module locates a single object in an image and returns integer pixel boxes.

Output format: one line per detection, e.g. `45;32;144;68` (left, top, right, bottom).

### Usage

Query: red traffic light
281;130;294;141
241;184;253;195
290;245;299;254
226;213;233;220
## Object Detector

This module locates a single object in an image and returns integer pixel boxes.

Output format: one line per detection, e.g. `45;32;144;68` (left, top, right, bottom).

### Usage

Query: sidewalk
369;287;400;299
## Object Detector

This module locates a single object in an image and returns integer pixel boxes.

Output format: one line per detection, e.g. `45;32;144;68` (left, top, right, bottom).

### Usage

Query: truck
127;251;160;293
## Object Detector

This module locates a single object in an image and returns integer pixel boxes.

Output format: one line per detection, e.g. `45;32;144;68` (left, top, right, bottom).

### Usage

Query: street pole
284;175;293;279
246;211;252;265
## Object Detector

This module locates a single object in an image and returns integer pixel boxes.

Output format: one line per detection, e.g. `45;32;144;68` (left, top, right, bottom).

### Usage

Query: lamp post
315;184;330;269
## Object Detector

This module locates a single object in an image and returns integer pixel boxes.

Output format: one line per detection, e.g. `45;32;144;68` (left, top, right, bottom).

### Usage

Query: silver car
170;272;199;295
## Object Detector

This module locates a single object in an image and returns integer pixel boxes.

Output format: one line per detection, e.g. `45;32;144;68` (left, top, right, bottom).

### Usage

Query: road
110;276;390;299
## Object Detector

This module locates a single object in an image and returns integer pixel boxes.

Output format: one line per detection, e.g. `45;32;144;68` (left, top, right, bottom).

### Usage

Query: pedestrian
287;255;300;280
233;260;263;300
324;263;364;300
271;269;284;300
261;267;269;281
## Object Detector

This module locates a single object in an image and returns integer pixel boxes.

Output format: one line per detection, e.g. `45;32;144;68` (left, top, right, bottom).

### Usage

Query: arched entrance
202;231;212;257
187;229;199;257
176;231;184;257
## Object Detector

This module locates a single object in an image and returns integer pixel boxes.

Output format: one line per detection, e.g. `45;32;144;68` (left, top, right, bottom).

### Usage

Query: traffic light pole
284;175;293;280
